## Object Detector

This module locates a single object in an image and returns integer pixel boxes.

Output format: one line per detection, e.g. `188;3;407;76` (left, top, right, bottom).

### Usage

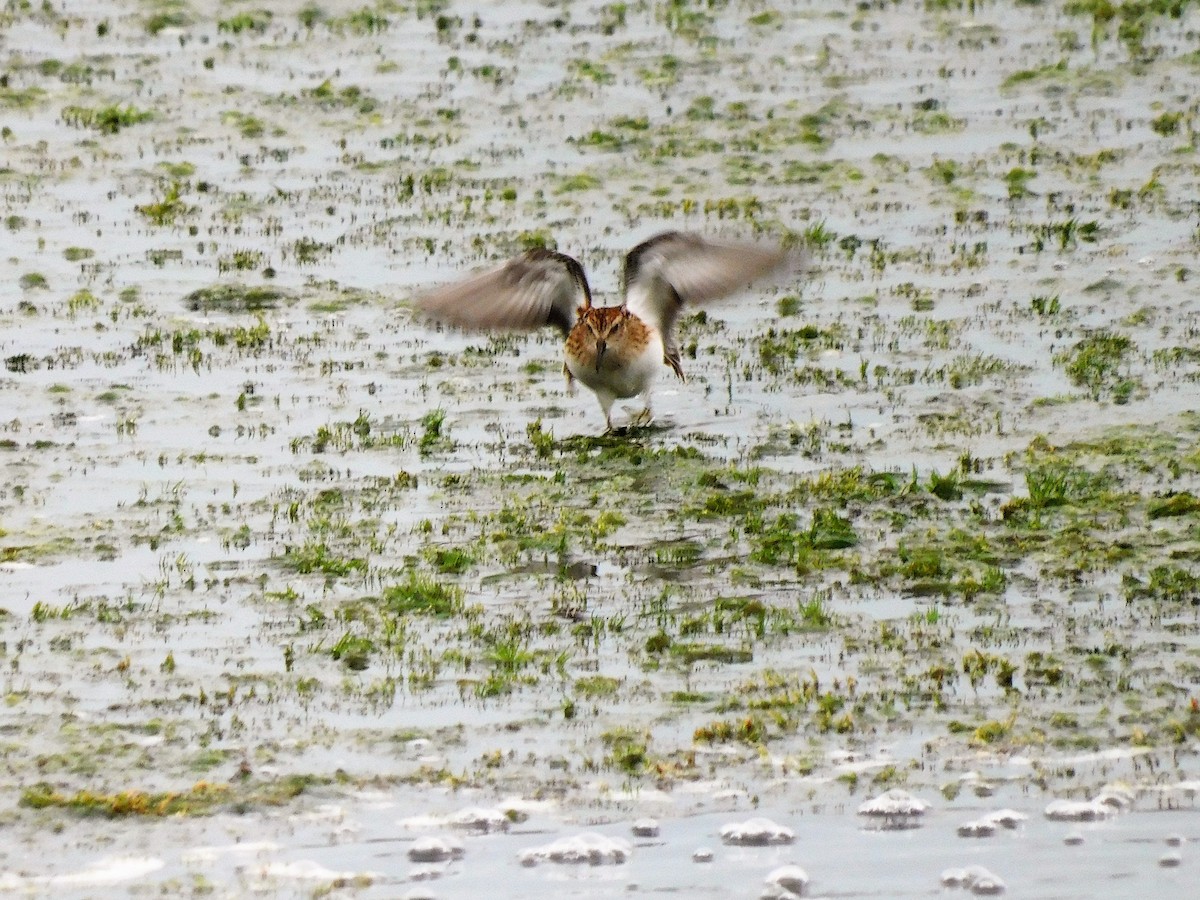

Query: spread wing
622;231;795;376
415;247;592;339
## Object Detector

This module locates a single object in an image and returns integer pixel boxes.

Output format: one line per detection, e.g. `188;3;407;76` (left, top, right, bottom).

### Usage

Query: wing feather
622;231;797;374
415;248;590;338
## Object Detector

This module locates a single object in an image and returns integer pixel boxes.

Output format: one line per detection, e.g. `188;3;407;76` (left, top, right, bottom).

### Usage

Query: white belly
566;330;663;400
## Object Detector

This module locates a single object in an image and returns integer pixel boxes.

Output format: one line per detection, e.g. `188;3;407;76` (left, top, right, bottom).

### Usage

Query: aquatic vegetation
221;110;266;138
302;79;377;113
1005;166;1037;199
184;284;292;312
1065;0;1195;56
575;674;621;698
1053;330;1136;400
145;4;191;35
1124;565;1200;604
749;508;857;570
329;7;390;34
61;103;152;133
282;540;367;577
136;181;192;226
3;1;1199;889
0;84;45;109
555;173;602;193
378;573;463;617
694;716;767;744
20;781;232;817
330;631;375;669
756;325;846;375
1150;110;1184;136
218;10;272;34
601;726;651;774
1028;217;1101;252
218;249;265;273
1147;492;1200;519
1030;293;1061;316
418;409;452;456
1002;58;1069;89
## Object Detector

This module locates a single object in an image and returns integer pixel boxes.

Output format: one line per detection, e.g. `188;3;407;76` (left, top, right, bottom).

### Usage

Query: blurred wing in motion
415;247;592;339
622;231;797;377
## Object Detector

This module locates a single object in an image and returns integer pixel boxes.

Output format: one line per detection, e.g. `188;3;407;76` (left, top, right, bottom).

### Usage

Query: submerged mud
1;0;1199;896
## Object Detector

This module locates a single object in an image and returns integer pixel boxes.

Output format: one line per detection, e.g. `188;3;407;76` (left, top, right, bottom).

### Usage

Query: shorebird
415;231;795;431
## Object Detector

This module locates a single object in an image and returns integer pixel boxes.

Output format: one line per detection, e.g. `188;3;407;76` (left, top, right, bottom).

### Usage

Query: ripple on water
181;841;279;865
254;859;377;884
760;884;802;900
46;856;164;887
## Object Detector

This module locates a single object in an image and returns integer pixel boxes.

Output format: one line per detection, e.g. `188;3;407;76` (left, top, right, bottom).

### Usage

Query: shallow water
3;0;1200;897
1;788;1198;898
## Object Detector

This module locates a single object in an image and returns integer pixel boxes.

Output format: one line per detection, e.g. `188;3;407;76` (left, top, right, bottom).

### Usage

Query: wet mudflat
2;0;1199;896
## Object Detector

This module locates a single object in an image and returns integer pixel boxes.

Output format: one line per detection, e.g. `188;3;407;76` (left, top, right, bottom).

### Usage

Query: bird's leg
597;392;616;433
631;390;654;427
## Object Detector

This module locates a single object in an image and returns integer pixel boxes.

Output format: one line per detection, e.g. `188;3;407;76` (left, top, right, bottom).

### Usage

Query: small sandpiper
415;231;796;431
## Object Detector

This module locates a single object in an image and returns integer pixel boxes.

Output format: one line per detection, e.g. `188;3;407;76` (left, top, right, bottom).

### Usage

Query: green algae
19;773;333;818
2;2;1200;870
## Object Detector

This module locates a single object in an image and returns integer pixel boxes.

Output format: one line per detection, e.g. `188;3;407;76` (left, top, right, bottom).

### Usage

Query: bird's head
579;307;631;365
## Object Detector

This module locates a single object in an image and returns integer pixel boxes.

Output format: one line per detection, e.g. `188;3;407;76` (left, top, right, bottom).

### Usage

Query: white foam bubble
983;808;1028;829
517;832;632;866
447;805;510;833
765;863;809;894
720;816;795;846
956;818;997;838
1043;798;1115;822
407;835;464;863
857;789;931;817
941;864;1005;894
632;817;659;837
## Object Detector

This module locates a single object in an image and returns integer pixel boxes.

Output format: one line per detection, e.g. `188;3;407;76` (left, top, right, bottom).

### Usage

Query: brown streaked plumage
415;231;799;430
